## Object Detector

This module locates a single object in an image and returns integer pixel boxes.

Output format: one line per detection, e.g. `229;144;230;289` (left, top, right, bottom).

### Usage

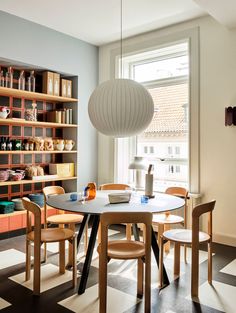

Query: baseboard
213;232;236;247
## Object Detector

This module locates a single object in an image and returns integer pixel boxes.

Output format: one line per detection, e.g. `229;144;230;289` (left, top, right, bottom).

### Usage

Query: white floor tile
165;246;210;264
9;264;79;293
58;284;140;313
0;298;11;310
87;228;120;238
0;249;26;270
45;241;69;253
220;259;236;276
186;280;236;313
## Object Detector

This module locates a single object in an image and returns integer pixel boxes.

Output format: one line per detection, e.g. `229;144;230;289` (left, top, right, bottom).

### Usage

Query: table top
46;191;185;215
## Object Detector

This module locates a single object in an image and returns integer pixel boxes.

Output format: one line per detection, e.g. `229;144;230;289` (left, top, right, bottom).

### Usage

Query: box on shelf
67;80;72;98
61;79;67;97
53;73;60;96
49;163;74;177
0;201;15;214
42;71;54;95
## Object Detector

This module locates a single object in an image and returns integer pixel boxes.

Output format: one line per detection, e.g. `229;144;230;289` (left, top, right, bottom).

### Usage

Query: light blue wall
0;11;98;190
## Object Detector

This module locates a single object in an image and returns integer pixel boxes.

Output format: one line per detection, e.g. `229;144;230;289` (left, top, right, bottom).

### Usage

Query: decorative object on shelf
28;193;44;207
12;198;24;211
27;70;35;92
145;164;155;198
0;201;15;214
61;79;72;98
14;139;22;150
55;139;64;151
25;165;44;178
47;108;72;124
53;73;60;96
43;71;54;95
64;139;75;151
44;137;54;151
88;0;154;138
49;163;74;177
18;70;25;90
11;172;25;181
5;67;13;89
129;156;147;189
0;70;4;87
34;137;44;151
0;170;9;182
0;137;7;150
0;106;10;119
24;101;37;121
225;106;236;126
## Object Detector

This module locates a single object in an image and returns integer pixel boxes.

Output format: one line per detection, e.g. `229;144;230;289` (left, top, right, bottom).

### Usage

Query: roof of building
142;83;188;137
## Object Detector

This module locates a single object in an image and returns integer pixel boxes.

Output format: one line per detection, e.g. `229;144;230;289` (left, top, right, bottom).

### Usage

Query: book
69;109;73;124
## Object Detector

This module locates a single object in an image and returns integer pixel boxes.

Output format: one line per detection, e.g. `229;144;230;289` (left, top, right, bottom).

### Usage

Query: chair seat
98;240;145;259
27;228;75;243
163;229;210;244
152;213;184;225
47;213;83;224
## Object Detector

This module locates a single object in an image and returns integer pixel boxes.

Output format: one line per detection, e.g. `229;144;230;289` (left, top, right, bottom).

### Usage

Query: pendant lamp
88;1;154;138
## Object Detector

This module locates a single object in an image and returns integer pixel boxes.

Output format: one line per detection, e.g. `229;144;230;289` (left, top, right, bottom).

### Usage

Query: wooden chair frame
159;200;215;298
22;197;77;295
99;183;132;240
43;186;88;265
99;212;152;313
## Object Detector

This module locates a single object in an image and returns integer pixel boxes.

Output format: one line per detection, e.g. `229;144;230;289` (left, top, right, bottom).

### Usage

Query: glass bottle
18;70;25;90
5;67;13;88
86;182;97;200
27;71;35;92
0;71;4;87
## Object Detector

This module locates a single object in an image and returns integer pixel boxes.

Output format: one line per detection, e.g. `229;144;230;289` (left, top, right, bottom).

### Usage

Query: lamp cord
120;0;123;78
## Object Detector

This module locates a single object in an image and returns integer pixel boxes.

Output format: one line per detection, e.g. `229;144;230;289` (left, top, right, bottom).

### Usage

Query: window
144;146;148;154
114;39;196;192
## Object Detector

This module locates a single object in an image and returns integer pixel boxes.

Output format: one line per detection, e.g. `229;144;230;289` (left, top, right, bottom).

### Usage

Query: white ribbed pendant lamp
88;0;154;138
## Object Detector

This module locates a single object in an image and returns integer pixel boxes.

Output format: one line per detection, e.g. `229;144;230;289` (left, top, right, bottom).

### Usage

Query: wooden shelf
0;86;78;103
0;150;77;154
0;118;77;128
0;176;77;186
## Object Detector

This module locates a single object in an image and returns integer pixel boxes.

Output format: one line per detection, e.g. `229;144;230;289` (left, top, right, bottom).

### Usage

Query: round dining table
47;190;185;294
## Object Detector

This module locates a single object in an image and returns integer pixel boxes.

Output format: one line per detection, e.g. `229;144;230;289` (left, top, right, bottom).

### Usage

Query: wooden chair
159;200;216;298
43;186;88;266
99;183;132;240
22;197;77;296
152;187;188;259
98;212;152;313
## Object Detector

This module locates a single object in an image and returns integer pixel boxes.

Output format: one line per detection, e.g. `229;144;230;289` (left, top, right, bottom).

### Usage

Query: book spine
69;109;72;124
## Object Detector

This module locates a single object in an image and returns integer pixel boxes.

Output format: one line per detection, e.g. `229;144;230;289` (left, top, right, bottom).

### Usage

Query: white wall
99;16;236;246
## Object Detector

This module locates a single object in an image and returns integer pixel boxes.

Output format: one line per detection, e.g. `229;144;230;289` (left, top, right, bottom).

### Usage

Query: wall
0;11;98;190
99;15;236;246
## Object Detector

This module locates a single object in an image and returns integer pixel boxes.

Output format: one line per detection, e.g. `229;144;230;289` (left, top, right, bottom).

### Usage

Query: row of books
46;109;73;124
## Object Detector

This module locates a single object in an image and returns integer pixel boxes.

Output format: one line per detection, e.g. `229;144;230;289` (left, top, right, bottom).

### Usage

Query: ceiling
0;0;235;46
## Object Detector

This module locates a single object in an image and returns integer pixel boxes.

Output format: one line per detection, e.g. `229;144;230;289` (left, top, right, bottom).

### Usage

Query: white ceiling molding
193;0;236;29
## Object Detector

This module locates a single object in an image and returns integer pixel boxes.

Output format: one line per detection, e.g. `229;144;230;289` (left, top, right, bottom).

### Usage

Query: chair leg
159;236;164;288
191;244;199;298
84;223;88;255
43;242;47;263
72;236;77;287
137;258;143;296
208;241;212;284
164;224;170;253
33;240;41;296
184;244;187;263
97;223;101;245
126;223;132;240
99;251;107;313
174;243;181;277
59;224;65;274
26;239;31;281
68;223;76;267
157;223;164;249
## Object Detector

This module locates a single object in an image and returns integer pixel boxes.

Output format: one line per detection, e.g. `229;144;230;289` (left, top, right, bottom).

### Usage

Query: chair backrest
165;187;188;199
99;183;131;190
165;186;188;226
42;186;65;222
100;211;152;264
192;200;216;237
22;197;42;239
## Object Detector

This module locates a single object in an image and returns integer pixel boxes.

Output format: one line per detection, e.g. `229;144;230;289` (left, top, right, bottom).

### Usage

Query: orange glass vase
86;182;97;200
